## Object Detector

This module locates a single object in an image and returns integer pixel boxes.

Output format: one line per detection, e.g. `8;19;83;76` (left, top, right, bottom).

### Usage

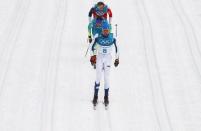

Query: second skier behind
88;1;112;24
88;17;111;43
88;1;112;43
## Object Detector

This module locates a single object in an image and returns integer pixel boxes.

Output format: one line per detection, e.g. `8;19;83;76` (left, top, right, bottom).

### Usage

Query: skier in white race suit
89;21;119;106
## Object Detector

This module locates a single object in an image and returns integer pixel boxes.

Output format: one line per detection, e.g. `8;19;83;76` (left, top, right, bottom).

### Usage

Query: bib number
99;46;111;55
103;49;107;54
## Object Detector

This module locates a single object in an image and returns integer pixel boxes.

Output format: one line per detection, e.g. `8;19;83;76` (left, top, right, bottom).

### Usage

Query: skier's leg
92;82;99;105
93;54;103;105
103;54;112;105
92;28;96;37
104;54;112;91
94;82;100;96
94;54;103;95
95;54;103;85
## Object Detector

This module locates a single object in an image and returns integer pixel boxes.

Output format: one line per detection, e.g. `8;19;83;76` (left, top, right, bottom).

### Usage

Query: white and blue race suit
90;33;119;90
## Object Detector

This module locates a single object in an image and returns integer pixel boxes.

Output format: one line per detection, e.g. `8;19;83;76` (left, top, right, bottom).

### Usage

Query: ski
104;96;109;110
103;102;109;110
93;102;98;110
92;100;109;110
92;97;98;110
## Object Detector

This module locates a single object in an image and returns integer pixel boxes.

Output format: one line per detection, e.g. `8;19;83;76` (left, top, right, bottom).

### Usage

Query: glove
114;59;119;67
88;36;92;43
90;55;96;66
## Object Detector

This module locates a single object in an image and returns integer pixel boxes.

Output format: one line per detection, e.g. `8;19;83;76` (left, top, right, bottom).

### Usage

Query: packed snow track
0;0;201;131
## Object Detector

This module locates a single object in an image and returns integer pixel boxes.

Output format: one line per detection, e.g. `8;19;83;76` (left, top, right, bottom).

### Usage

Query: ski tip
102;102;109;110
92;100;98;110
105;106;108;110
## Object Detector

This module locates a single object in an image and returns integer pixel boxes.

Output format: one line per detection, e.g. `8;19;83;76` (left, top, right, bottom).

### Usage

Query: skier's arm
113;38;119;59
107;8;112;24
90;37;98;56
88;22;92;37
113;38;119;67
88;8;94;23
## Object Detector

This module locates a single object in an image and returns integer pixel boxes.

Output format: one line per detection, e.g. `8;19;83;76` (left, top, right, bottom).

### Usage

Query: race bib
103;48;107;54
99;46;111;54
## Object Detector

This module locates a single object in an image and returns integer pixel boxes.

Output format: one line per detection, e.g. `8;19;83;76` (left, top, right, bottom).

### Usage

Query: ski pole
115;24;118;38
85;38;90;57
85;45;90;57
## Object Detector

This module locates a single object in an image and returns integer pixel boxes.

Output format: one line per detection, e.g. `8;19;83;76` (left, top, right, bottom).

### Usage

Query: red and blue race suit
88;4;112;23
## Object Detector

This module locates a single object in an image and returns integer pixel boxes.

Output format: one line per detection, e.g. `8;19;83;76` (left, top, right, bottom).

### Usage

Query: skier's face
98;5;104;10
102;29;109;36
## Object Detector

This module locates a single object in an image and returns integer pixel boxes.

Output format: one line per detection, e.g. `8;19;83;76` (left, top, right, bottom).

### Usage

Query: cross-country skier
88;17;111;43
88;1;112;43
89;21;119;108
88;1;112;24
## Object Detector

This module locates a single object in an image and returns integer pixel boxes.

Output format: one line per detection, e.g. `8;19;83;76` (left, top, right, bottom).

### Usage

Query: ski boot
93;95;98;106
92;82;100;109
104;96;109;105
104;89;109;109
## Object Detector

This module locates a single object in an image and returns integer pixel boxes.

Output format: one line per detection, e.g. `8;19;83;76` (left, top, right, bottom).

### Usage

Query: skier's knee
104;82;110;90
94;82;100;89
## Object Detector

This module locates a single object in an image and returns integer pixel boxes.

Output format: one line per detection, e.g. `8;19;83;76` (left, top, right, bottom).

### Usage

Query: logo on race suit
99;39;113;46
96;11;105;16
95;6;108;16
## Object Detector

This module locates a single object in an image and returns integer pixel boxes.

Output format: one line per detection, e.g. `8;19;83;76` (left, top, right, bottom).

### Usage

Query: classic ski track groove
0;0;30;99
91;1;112;131
93;102;112;131
88;1;102;131
169;0;201;79
134;0;161;129
178;0;201;75
94;102;102;131
0;0;22;57
137;0;174;130
39;0;67;131
90;3;104;131
168;0;201;126
102;101;113;131
136;1;162;130
106;108;113;131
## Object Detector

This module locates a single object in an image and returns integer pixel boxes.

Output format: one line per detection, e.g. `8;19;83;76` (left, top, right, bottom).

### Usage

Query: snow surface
0;0;201;131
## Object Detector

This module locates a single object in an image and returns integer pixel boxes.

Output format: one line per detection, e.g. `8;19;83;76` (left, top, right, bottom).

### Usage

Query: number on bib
103;49;107;53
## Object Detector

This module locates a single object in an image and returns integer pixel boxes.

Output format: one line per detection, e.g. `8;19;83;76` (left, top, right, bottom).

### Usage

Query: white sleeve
93;34;98;39
89;17;92;23
109;17;112;24
114;39;119;59
89;43;94;56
